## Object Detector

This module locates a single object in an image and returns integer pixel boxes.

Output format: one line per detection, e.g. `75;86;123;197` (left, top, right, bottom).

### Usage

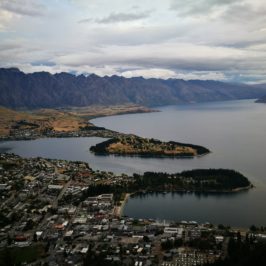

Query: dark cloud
78;11;151;24
0;0;45;17
78;18;92;23
221;2;266;23
95;11;151;24
222;39;266;49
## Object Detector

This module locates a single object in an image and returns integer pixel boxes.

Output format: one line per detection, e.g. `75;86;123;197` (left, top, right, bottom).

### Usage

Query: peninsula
85;169;252;199
133;169;252;193
0;105;154;138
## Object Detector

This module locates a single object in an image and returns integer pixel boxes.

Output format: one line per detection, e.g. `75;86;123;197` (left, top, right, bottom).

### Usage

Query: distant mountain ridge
1;68;266;109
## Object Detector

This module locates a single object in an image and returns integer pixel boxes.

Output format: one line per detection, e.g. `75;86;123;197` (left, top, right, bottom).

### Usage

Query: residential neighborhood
0;153;264;265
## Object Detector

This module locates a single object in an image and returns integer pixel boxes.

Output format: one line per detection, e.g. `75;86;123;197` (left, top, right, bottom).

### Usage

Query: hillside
1;68;266;108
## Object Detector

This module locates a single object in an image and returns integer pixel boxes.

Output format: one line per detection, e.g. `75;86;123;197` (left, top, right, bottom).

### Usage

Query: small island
90;135;210;158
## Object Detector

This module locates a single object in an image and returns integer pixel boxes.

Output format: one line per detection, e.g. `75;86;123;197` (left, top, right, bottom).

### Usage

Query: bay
92;99;266;227
1;99;266;226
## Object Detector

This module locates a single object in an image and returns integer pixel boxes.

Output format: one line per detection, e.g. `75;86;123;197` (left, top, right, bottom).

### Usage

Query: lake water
1;99;266;227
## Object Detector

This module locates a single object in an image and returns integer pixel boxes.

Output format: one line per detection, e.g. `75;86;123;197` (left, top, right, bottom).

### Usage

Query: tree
250;225;257;232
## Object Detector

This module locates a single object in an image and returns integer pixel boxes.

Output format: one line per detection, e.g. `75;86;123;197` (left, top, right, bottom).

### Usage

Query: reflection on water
123;189;263;227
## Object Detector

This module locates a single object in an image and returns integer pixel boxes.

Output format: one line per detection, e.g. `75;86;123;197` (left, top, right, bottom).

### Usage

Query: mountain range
0;68;266;109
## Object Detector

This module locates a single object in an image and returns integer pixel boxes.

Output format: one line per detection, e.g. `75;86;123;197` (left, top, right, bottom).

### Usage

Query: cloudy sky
0;0;266;83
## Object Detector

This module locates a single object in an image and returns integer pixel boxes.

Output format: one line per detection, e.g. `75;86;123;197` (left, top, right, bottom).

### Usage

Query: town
0;153;265;265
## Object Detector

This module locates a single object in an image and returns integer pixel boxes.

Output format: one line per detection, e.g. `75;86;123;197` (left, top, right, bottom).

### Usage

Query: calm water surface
1;99;266;226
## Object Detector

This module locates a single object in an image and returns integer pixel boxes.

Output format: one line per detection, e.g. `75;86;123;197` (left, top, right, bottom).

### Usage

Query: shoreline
129;185;253;197
87;108;160;120
92;152;196;159
114;193;131;218
231;184;253;192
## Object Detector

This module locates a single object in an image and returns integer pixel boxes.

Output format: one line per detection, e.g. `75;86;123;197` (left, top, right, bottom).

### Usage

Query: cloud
0;0;45;17
1;0;266;83
121;68;227;80
46;39;266;83
221;2;266;23
81;25;185;46
96;11;150;23
54;42;245;71
0;41;22;51
122;68;177;79
170;0;238;16
31;61;56;67
79;11;151;24
170;0;266;31
0;9;13;30
78;18;92;23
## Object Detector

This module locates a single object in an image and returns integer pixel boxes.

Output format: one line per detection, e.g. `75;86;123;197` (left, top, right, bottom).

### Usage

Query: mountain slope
1;68;266;108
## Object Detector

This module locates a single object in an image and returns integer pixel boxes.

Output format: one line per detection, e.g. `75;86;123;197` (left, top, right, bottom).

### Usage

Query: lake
1;99;266;227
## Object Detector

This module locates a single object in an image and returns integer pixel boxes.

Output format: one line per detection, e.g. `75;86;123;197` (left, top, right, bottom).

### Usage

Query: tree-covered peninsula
83;169;252;200
90;135;210;157
133;169;252;192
